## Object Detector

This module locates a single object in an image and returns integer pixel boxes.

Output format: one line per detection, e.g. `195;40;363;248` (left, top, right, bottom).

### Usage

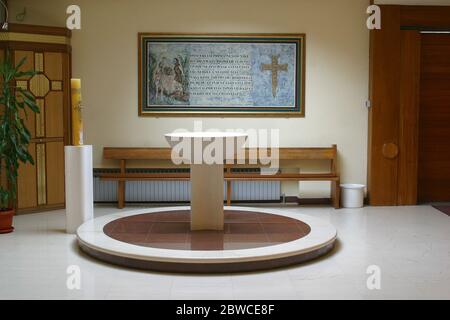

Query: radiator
93;168;281;203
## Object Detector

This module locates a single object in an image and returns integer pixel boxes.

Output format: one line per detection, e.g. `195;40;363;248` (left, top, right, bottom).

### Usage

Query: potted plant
0;50;39;233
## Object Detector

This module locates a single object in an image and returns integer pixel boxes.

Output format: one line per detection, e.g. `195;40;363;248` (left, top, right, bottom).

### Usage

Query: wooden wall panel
401;6;450;28
62;53;71;146
418;34;450;202
36;143;47;205
46;141;65;205
44;52;63;81
35;99;45;138
17;143;37;209
2;23;71;214
45;91;64;137
368;6;401;205
397;31;421;205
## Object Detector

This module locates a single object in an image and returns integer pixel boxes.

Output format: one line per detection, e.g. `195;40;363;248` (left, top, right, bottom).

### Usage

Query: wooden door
369;5;450;206
418;34;450;202
15;50;69;211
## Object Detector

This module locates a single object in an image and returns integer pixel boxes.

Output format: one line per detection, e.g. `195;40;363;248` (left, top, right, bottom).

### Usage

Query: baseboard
95;198;335;206
95;199;283;206
285;197;332;205
16;204;65;215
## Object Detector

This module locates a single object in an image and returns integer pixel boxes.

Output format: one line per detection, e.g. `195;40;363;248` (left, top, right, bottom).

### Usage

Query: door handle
382;142;399;159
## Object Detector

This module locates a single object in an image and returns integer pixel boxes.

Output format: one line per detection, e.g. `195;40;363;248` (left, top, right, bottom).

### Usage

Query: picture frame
138;33;305;117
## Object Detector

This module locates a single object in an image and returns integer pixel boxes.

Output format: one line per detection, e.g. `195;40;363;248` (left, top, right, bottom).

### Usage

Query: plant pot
0;208;15;234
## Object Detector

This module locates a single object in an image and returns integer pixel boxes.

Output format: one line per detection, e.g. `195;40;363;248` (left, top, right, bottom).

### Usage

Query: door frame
368;5;450;206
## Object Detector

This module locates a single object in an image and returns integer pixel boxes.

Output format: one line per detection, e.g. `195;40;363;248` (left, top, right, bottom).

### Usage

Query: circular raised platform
103;210;312;250
77;207;337;273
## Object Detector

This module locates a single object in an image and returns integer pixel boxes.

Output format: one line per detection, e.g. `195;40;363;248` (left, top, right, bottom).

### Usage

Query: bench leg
226;181;232;206
331;179;340;209
117;159;126;209
117;181;125;209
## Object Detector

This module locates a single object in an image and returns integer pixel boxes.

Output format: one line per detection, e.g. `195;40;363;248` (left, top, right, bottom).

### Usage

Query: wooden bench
100;145;341;209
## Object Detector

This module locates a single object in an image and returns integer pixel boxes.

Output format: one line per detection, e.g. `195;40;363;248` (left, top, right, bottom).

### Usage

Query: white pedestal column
65;145;94;234
190;163;224;231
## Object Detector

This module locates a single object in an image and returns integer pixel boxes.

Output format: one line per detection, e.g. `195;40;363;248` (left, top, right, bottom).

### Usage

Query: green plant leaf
14;56;27;73
15;71;36;78
0;49;39;207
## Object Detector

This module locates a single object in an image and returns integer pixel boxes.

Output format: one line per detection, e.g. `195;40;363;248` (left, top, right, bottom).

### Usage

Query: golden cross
261;55;288;98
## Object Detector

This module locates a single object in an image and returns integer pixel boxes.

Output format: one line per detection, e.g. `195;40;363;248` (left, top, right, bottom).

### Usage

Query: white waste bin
340;184;365;208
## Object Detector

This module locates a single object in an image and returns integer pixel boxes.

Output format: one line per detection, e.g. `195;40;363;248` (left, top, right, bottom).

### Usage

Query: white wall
9;0;371;197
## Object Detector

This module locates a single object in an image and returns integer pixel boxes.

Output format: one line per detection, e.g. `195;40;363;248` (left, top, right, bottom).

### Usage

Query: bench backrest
103;145;337;161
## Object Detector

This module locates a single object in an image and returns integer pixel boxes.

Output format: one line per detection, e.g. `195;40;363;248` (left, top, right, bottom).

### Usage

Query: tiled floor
1;204;450;300
104;209;311;250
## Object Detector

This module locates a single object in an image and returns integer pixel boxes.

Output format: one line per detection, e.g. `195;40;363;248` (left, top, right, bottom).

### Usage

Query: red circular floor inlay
103;210;311;251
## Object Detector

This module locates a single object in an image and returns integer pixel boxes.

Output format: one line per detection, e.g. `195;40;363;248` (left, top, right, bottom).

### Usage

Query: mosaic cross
261;55;288;98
